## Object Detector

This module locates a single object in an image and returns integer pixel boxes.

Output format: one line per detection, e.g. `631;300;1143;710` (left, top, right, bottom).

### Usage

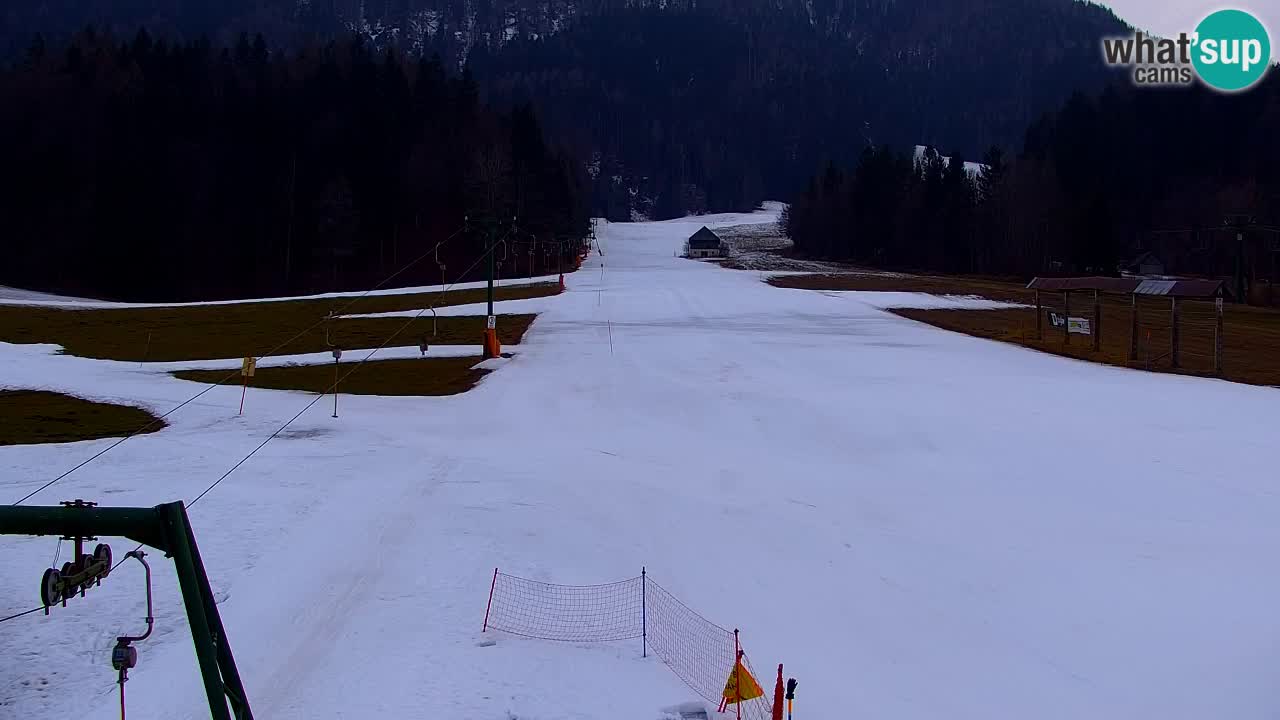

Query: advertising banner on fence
1048;312;1092;335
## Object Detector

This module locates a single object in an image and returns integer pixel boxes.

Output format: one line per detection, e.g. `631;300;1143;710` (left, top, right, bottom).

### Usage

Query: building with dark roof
687;227;724;258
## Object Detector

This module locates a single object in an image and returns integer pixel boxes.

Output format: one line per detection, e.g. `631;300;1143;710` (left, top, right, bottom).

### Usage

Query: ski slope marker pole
786;677;797;720
238;356;255;415
331;348;342;418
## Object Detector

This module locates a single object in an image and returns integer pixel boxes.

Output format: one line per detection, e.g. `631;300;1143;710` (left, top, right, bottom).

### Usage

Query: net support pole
483;568;498;632
735;629;742;720
641;567;647;658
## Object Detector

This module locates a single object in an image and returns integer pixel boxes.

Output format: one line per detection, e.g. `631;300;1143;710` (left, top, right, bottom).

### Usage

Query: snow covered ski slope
3;206;1280;719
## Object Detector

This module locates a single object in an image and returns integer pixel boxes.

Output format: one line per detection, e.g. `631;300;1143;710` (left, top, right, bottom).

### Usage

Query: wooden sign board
1048;312;1091;335
241;357;256;377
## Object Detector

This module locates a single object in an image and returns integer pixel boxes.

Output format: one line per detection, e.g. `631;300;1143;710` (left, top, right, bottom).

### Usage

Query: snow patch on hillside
914;145;988;176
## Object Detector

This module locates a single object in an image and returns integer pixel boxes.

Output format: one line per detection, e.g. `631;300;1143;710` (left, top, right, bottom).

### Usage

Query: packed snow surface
2;206;1278;720
0;285;93;303
814;290;1028;310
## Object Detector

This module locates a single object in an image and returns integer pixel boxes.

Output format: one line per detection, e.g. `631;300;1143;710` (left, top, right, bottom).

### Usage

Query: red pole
482;568;498;632
735;630;742;720
238;376;248;416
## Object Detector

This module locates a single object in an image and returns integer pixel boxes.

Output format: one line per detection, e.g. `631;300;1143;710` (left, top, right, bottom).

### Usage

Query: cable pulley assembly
39;499;113;612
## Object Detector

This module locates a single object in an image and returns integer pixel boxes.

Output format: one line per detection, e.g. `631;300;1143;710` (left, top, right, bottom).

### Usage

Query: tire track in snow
253;455;460;717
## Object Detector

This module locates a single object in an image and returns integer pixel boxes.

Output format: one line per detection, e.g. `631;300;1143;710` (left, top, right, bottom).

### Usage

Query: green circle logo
1192;9;1271;92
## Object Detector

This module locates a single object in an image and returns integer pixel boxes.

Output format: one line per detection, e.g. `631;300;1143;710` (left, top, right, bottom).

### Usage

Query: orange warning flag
721;658;764;705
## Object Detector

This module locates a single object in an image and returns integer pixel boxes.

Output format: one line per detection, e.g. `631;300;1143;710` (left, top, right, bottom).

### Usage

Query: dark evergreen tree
785;73;1280;281
0;32;588;301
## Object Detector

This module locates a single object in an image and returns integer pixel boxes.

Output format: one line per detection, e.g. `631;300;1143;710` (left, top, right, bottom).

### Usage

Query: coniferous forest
785;76;1280;279
0;1;1277;296
3;0;1134;221
0;32;588;301
475;1;1132;220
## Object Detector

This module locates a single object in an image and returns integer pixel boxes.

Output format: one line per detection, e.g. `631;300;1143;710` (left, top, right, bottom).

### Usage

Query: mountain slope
2;0;1132;217
475;1;1131;217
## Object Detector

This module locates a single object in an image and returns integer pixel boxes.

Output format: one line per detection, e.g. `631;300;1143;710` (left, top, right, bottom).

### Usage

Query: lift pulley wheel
94;543;112;575
41;567;62;606
41;541;113;607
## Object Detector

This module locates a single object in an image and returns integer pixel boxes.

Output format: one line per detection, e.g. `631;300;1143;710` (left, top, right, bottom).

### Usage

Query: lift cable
0;607;43;624
189;226;511;509
9;223;470;506
2;225;508;627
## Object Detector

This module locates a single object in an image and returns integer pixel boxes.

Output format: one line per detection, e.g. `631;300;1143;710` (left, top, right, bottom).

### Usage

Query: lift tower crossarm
0;501;253;720
0;504;170;552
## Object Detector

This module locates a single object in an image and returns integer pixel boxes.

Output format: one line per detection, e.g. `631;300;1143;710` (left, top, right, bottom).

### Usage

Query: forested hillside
0;32;587;301
4;0;1132;218
785;75;1280;280
477;1;1132;218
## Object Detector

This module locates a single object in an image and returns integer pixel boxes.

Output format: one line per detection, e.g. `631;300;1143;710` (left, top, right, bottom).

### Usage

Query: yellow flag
721;659;764;705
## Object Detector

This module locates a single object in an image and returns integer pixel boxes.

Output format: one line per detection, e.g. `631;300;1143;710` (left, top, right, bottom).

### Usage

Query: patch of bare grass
0;284;554;362
172;356;489;396
0;390;166;445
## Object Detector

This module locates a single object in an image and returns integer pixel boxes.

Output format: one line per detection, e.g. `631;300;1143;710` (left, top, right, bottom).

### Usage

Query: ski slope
3;206;1280;719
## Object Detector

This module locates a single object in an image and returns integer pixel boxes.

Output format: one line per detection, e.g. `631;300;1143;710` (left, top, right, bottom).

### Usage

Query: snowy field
712;214;853;273
3;206;1280;719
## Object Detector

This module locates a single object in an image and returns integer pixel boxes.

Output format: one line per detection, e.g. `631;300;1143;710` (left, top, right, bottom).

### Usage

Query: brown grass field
770;273;1280;387
173;356;491;396
0;390;165;446
0;283;551;443
0;283;554;362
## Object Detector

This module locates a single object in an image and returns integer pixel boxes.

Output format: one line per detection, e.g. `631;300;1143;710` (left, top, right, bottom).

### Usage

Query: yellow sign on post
241;357;256;377
722;658;764;705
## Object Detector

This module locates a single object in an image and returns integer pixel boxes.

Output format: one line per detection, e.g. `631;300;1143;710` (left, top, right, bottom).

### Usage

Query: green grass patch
0;283;554;362
0;390;166;446
172;356;490;396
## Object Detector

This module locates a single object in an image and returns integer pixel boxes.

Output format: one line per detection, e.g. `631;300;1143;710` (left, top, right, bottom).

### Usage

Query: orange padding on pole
484;328;501;359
